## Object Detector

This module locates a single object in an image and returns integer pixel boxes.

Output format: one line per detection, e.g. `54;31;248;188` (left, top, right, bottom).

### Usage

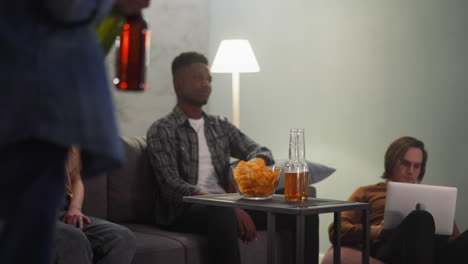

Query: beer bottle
284;128;309;201
114;12;150;91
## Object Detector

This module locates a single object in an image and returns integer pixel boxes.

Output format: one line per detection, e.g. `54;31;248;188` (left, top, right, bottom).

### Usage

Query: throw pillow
274;159;336;190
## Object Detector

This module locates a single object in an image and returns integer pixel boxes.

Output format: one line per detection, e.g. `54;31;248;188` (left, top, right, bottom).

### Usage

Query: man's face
174;63;212;107
389;147;423;183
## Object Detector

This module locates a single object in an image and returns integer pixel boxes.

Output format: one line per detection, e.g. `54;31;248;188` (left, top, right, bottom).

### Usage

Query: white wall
110;0;468;256
208;0;468;254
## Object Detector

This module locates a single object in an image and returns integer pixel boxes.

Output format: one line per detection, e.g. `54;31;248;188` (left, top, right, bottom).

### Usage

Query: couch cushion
108;136;155;224
124;223;208;264
131;231;186;264
124;223;295;264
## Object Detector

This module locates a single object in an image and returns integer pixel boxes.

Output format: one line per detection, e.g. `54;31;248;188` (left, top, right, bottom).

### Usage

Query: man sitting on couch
146;51;317;264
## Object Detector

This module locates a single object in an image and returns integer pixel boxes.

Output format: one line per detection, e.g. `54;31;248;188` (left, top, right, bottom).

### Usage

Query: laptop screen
383;181;457;235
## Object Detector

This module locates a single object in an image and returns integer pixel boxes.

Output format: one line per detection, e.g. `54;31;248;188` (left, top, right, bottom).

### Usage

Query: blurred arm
61;146;91;228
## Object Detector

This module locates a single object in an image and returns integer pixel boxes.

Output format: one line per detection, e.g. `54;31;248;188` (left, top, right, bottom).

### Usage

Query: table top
183;194;368;215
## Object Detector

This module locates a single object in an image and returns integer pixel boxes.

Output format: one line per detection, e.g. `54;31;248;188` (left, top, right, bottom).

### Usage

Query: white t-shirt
188;118;226;194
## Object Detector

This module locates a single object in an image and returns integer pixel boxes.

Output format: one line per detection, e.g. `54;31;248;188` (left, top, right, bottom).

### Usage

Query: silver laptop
383;181;457;235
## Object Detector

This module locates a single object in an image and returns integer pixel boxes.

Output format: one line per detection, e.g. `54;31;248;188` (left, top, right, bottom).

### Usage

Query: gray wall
208;0;468;255
109;0;468;256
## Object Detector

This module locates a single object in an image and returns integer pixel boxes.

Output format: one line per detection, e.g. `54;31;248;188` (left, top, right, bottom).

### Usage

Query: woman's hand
116;0;150;15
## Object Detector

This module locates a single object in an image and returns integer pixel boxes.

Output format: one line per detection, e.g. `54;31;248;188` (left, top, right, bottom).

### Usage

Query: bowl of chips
231;158;282;200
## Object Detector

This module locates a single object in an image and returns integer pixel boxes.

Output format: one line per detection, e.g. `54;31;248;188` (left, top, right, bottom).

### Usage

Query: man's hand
235;208;257;244
61;207;91;229
370;220;384;240
115;0;150;15
249;157;267;166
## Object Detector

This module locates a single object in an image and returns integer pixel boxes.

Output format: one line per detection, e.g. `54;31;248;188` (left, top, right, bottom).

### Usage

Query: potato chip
232;159;281;198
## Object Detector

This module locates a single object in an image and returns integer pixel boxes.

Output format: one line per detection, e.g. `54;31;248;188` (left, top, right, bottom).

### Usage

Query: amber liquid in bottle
114;13;150;91
285;171;309;201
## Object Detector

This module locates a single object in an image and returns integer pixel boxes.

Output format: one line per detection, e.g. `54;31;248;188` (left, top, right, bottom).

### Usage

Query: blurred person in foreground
146;51;318;264
0;0;148;263
328;136;468;264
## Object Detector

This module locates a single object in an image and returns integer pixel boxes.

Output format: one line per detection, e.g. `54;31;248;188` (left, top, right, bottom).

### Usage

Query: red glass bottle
114;13;150;91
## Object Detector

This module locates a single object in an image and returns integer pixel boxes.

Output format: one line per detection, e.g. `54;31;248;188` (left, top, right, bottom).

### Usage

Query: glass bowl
231;165;282;200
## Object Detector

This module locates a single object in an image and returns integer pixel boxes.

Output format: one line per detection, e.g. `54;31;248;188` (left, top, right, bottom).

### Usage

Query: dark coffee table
183;193;369;264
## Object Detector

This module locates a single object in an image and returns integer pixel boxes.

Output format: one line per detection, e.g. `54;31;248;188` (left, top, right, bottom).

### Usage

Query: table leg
333;212;341;264
267;212;276;264
296;214;305;264
361;208;370;264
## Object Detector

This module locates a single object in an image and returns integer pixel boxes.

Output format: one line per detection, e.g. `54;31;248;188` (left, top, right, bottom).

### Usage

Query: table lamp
211;39;260;128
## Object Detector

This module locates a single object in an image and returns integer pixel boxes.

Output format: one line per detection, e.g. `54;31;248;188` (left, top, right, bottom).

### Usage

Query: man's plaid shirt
147;106;274;226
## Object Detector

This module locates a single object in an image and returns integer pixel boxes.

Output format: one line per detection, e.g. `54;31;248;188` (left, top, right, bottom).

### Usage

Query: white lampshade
211;39;260;73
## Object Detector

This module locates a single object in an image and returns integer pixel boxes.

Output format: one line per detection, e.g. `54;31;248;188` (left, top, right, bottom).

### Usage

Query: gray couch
82;136;319;264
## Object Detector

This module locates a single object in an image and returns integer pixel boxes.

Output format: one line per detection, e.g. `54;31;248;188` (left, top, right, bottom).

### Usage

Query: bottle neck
297;129;306;161
288;129;299;161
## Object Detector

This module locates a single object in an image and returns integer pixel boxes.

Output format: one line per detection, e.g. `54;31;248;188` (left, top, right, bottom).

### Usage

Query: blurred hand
248;157;266;165
194;191;209;196
115;0;150;15
370;220;384;240
235;208;257;244
61;207;91;229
